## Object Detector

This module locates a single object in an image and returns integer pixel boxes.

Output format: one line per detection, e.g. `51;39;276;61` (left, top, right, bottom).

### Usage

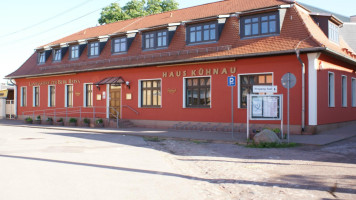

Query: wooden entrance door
110;85;121;118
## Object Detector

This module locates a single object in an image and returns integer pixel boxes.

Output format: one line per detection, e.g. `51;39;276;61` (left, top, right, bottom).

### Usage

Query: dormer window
142;30;168;50
112;37;127;53
241;12;279;39
38;52;45;64
187;22;217;44
53;49;61;62
70;45;79;60
328;21;339;43
89;42;99;57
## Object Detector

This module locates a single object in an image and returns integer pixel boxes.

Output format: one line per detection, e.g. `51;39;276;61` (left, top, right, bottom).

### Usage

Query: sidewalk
1;119;356;145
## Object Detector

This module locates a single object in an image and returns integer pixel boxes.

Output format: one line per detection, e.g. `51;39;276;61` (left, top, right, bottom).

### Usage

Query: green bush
246;142;298;148
96;118;103;124
69;118;77;123
83;118;90;124
25;117;33;122
36;115;41;120
57;118;63;122
46;117;53;122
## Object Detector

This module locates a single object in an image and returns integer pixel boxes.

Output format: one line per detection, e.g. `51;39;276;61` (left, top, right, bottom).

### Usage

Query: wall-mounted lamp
125;81;130;89
96;84;100;91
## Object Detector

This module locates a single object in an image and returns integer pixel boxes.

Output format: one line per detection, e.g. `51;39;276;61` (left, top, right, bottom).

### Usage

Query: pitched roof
7;0;356;78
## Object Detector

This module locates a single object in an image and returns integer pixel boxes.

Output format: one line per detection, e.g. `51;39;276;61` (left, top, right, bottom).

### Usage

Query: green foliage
25;117;33;122
83;118;90;124
98;0;179;25
69;118;77;123
96;118;104;124
246;142;298;148
57;118;63;122
36;115;41;120
46;117;53;122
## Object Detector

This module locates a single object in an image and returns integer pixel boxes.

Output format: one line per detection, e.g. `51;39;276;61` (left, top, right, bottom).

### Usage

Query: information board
250;95;282;120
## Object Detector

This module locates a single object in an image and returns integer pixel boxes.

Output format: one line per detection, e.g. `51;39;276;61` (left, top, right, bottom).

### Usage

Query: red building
6;0;356;134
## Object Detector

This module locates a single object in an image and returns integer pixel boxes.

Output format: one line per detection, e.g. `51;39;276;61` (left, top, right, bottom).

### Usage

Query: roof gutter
6;47;325;79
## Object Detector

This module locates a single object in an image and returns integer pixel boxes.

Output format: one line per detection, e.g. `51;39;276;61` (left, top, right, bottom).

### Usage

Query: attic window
53;49;61;62
187;22;217;44
89;42;99;57
240;11;279;38
328;21;339;43
38;52;45;64
70;45;79;59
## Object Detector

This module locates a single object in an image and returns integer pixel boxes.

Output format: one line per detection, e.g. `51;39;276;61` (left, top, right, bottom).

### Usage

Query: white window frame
20;86;27;107
138;78;162;108
83;83;93;107
89;42;99;57
53;49;61;61
71;45;79;59
183;76;212;108
341;75;347;107
38;52;45;64
113;37;127;53
238;72;274;108
352;78;356;107
48;85;56;107
33;86;40;107
65;84;74;108
328;72;335;107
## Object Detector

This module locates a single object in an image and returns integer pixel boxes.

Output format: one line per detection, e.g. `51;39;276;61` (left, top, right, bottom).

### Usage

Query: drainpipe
295;50;305;132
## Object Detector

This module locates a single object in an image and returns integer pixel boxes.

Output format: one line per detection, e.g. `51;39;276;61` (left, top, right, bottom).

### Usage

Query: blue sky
0;0;354;83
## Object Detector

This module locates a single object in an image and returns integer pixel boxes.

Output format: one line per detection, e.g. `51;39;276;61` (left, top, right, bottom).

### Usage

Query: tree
98;3;128;25
98;0;179;25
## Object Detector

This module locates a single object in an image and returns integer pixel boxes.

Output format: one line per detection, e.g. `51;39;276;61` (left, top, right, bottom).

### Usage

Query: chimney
351;15;356;23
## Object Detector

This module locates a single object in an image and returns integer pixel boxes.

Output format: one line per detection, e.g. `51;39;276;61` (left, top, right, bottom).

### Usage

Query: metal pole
247;94;249;140
93;107;96;123
117;111;119;128
54;109;56;122
80;107;82;125
231;85;234;138
65;107;68;123
288;73;290;143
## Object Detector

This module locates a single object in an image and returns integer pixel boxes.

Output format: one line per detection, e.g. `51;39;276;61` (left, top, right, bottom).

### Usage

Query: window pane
266;75;273;83
200;89;206;105
252;17;258;22
259;75;266;84
261;22;268;34
153;90;158;105
153;81;157;87
269;15;276;20
269;21;276;33
196;30;202;41
245;19;251;23
245;24;251;36
187;79;192;86
210;29;216;40
193;79;198;86
147;90;152;105
190;31;196;42
261;16;268;21
252;23;259;35
204;30;209;40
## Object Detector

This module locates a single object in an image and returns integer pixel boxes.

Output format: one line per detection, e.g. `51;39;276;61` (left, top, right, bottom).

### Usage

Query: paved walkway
1;119;356;145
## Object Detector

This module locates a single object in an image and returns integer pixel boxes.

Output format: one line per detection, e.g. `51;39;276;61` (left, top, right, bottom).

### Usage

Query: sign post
281;72;296;143
228;76;236;138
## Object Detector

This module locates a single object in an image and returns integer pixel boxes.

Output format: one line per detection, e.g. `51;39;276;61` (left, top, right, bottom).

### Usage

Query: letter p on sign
228;76;236;87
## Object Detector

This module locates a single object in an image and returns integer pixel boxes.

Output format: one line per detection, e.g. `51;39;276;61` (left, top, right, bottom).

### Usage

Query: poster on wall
250;95;281;120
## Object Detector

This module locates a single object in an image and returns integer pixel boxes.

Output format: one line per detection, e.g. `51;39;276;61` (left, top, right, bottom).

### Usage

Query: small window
65;85;73;107
241;12;279;38
143;30;168;50
185;77;211;108
84;84;93;107
48;85;55;107
352;78;356;107
329;21;339;44
140;80;161;107
20;87;27;107
328;72;335;107
187;22;217;44
38;52;45;64
113;37;127;53
53;49;61;62
239;74;273;108
33;86;39;107
89;42;99;57
70;45;79;59
342;75;347;107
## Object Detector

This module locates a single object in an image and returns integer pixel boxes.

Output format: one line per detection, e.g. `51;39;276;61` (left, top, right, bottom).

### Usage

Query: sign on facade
227;76;236;87
253;85;277;93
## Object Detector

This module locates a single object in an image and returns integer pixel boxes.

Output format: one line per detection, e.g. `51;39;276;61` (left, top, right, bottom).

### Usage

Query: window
185;77;211;108
20;87;27;107
89;42;99;57
187;22;217;44
84;84;93;107
33;86;39;107
352;78;356;107
65;85;73;107
38;52;45;64
141;80;161;107
71;45;79;59
143;30;168;50
328;72;335;107
53;49;61;61
342;75;347;107
241;12;278;38
239;74;273;108
113;37;127;53
329;21;339;43
48;85;55;107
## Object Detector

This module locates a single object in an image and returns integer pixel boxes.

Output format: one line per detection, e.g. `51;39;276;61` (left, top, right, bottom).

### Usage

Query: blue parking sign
228;76;236;86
